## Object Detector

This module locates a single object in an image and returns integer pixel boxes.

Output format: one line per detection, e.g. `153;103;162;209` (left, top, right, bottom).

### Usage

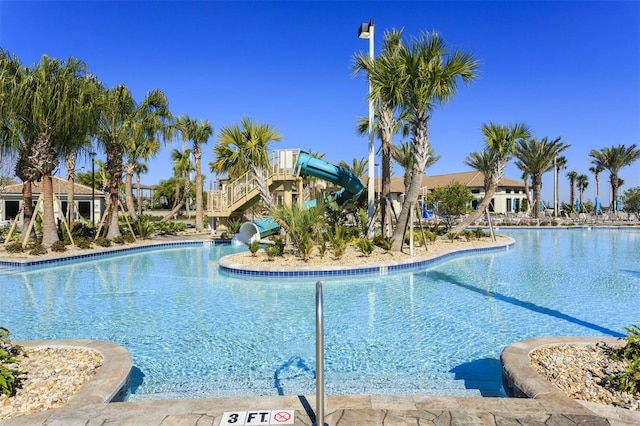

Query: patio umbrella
575;198;581;212
594;196;600;213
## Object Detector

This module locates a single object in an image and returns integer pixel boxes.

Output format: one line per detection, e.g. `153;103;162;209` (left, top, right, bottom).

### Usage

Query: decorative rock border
8;340;132;424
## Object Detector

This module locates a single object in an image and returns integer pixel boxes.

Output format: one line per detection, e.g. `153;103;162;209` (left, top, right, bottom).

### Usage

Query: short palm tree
124;127;161;221
513;137;569;218
210;117;281;181
554;156;567;215
566;170;578;210
452;122;531;233
589;144;640;213
191;119;213;231
390;31;479;251
588;164;604;200
338;157;368;179
576;174;589;212
162;148;194;221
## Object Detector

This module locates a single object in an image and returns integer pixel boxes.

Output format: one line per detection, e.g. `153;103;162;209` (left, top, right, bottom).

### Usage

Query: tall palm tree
566;170;578;211
391;141;440;195
589;145;640;213
162;149;194;221
588;164;604;200
123;118;163;221
554;156;567;215
576;174;589;212
353;29;406;238
2;54;99;246
452;122;531;234
134;162;148;216
210;117;281;181
513;137;569;219
96;85;171;238
390;31;479;251
191;119;213;231
0;50;37;240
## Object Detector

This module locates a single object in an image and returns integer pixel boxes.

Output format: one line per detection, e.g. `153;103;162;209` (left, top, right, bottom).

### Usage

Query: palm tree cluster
0;50;215;247
353;29;479;251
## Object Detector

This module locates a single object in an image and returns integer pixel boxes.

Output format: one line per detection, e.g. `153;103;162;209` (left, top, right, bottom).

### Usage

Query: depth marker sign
220;410;295;425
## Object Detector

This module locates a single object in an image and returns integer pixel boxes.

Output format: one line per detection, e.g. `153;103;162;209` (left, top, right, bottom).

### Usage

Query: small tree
428;181;474;231
622;187;640;212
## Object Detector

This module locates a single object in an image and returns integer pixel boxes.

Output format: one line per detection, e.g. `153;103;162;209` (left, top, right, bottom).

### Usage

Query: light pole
90;152;96;226
358;19;375;238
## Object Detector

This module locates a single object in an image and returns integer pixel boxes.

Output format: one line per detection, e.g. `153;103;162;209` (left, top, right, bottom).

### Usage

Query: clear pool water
1;228;638;400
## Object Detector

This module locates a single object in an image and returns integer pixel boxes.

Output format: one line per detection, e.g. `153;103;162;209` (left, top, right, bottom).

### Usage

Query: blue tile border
0;239;231;269
218;239;515;278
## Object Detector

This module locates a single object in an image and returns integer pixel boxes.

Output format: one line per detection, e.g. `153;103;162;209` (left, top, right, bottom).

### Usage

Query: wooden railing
207;149;301;217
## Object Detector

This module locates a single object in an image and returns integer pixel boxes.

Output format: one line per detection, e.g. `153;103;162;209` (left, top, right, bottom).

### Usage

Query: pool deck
4;338;639;426
2;232;640;425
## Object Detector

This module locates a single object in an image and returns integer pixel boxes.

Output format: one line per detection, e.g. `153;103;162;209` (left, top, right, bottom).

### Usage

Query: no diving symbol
272;411;291;423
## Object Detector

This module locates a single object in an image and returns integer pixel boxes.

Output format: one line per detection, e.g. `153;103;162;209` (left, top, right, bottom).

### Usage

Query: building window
78;201;91;220
4;201;19;221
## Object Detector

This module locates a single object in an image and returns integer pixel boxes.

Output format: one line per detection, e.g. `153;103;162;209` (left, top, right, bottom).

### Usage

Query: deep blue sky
1;1;638;204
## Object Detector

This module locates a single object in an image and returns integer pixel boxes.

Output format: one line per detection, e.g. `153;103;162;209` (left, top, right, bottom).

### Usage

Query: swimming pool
1;228;638;400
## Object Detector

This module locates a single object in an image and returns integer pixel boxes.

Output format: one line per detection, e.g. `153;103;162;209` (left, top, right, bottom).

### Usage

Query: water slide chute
233;151;364;244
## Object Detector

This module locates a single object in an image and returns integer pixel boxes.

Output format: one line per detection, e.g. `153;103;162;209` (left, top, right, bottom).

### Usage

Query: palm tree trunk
66;153;76;224
391;115;430;252
379;109;394;238
41;172;59;247
136;174;142;216
452;185;498;234
532;177;543;219
21;181;37;241
194;150;204;231
124;163;138;221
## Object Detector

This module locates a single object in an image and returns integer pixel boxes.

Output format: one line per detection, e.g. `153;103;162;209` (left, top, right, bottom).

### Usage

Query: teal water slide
235;151;364;243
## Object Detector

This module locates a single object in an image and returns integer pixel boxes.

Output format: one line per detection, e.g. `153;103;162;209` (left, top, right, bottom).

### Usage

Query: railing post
315;281;326;426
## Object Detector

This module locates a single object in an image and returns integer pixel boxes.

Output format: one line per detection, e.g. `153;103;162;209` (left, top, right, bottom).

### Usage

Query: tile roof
2;176;100;196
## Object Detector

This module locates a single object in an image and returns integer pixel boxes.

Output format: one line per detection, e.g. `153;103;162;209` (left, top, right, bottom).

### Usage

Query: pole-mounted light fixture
358;19;375;238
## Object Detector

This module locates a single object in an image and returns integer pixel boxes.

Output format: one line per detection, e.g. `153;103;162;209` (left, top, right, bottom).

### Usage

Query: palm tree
210;117;281;181
134;162;148;216
338;157;368;179
588;164;604;200
391;141;440;195
576;174;589;212
162;149;194;221
513;137;569;219
123;118;163;221
566;170;578;211
0;50;37;240
589;145;640;213
554;156;567;215
452;122;531;234
1;54;99;246
390;31;479;251
190;119;213;231
96;85;171;238
353;29;407;238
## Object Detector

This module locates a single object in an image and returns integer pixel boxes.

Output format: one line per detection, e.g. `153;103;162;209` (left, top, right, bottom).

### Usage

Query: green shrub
50;240;67;253
112;235;126;244
246;241;260;256
446;232;457;242
123;234;135;243
474;227;487;239
332;240;346;259
265;239;284;259
5;242;23;254
0;327;24;397
356;237;375;256
28;241;47;256
602;325;640;395
133;218;154;239
374;236;393;252
95;237;112;247
318;241;327;258
298;238;314;261
75;237;93;249
226;218;242;235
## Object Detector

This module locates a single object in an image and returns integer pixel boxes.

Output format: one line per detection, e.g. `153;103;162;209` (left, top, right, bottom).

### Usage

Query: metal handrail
315;281;326;426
